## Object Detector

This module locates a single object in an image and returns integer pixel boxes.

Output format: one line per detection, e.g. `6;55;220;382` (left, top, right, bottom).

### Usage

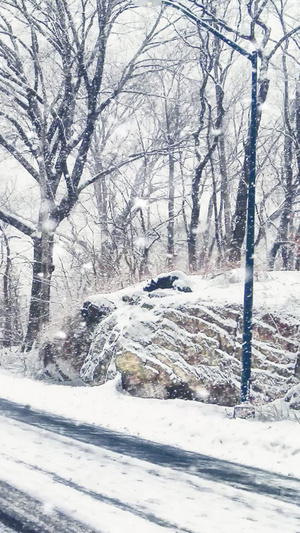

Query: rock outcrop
40;272;300;406
79;294;299;406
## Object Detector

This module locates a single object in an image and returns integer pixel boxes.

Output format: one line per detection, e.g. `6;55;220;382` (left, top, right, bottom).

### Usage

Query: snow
85;270;300;322
0;270;300;531
0;370;299;480
2;412;299;533
2;414;300;533
0;372;300;531
135;0;162;6
53;330;68;340
132;197;149;211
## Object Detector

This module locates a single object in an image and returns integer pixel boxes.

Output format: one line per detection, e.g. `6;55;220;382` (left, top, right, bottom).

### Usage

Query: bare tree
0;225;23;346
0;0;165;348
268;1;300;269
228;0;300;263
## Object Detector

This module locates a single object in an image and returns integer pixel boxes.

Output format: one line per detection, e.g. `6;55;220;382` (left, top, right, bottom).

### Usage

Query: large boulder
79;283;299;406
40;271;300;405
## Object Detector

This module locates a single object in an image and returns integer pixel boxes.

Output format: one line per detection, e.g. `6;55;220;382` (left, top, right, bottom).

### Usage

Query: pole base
233;402;255;419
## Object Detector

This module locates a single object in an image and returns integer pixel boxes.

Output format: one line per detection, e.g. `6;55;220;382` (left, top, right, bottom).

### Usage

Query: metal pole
163;0;251;58
160;0;259;404
241;51;258;402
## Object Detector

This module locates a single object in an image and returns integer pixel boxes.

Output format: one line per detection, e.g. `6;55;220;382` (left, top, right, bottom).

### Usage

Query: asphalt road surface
1;397;300;532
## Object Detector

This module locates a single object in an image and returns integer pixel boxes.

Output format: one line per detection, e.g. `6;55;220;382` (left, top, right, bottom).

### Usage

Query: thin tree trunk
210;152;223;264
199;195;214;269
188;30;226;272
188;133;222;271
218;133;231;245
188;164;202;272
167;146;175;270
295;224;300;271
281;134;294;269
2;230;12;347
269;39;295;270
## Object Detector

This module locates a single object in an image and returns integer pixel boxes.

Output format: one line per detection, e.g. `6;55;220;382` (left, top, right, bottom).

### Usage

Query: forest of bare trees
0;0;299;348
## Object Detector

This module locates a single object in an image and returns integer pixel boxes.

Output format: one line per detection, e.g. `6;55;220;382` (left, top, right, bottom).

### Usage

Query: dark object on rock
143;271;192;293
81;302;104;323
144;275;178;292
81;298;116;325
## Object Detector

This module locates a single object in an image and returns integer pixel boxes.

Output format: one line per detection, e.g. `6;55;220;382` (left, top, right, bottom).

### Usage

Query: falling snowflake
132;198;149;211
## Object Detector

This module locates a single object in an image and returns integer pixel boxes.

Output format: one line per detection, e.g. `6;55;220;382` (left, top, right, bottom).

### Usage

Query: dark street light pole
161;0;258;403
241;51;258;403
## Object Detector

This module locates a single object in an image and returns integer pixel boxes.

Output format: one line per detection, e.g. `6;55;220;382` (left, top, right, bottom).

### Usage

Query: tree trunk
93;153;113;269
295;224;300;271
188;166;202;272
188;137;221;272
187;35;226;272
269;44;296;271
198;194;214;270
210;153;223;264
167;145;175;270
269;138;294;269
2;230;13;347
22;233;55;351
218;133;231;245
228;158;249;264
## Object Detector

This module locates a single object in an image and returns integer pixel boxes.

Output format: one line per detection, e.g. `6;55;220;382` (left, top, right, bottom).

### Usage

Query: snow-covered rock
40;271;300;406
284;384;300;410
79;294;299;405
39;313;93;382
81;297;117;324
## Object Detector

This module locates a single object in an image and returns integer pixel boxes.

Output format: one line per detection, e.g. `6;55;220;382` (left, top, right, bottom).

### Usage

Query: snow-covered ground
0;369;299;479
1;408;299;533
0;371;300;532
0;271;300;531
1;270;300;476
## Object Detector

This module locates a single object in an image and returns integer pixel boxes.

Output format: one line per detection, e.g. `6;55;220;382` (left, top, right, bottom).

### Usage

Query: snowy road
1;398;300;532
0;480;95;532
